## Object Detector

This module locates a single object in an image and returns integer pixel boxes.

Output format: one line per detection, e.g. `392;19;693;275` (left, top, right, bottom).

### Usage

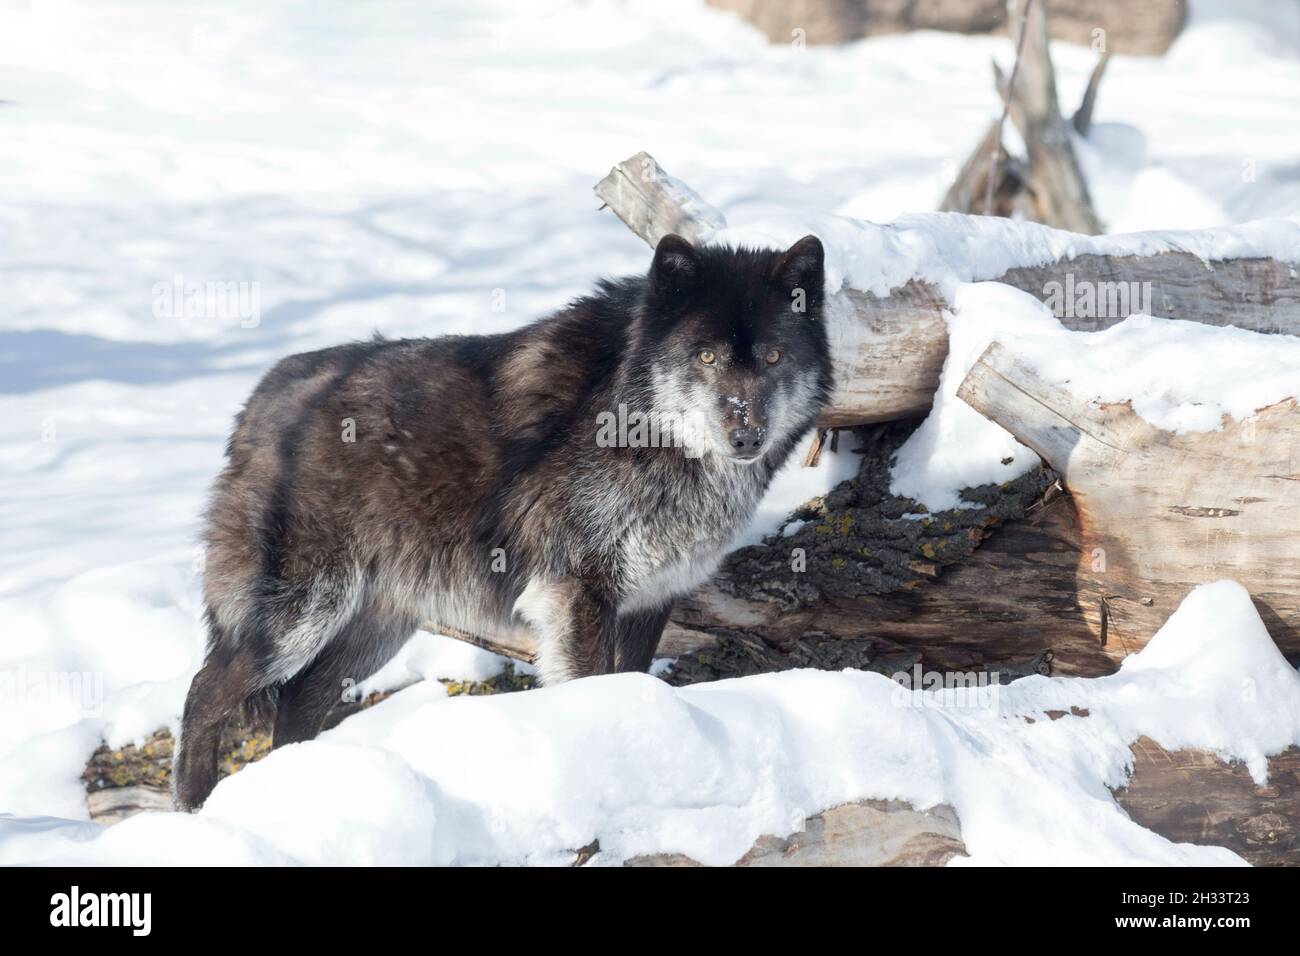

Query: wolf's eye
766;348;782;365
699;350;716;365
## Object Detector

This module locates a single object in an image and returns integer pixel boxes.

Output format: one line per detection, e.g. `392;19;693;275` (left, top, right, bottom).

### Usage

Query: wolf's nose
728;427;765;454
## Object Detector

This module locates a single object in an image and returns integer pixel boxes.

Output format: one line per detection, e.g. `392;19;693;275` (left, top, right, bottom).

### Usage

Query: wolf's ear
769;235;824;298
651;233;701;299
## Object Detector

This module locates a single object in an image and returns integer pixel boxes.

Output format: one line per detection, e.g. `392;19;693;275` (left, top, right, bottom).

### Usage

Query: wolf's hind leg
174;642;267;811
273;608;415;746
612;604;672;674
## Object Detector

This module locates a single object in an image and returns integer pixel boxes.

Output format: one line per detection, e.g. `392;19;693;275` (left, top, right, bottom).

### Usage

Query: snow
3;581;1297;866
721;212;1300;301
891;283;1300;511
2;0;1300;864
1003;315;1300;432
890;284;1053;511
357;630;524;699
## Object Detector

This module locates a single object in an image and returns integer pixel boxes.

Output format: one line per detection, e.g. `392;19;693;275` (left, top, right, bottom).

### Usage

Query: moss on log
664;421;1074;682
718;423;1056;609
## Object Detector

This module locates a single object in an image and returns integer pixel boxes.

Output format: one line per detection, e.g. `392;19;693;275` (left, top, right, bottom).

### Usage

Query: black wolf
175;233;833;809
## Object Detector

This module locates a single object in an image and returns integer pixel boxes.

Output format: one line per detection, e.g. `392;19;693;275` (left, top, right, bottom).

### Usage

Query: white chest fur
615;458;766;613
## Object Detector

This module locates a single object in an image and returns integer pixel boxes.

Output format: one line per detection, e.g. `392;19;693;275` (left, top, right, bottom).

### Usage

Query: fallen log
957;340;1300;657
941;0;1102;230
1115;740;1300;866
593;154;726;247
618;742;1300;866
596;152;1300;426
621;800;967;867
660;488;1105;677
659;423;1109;677
437;622;536;665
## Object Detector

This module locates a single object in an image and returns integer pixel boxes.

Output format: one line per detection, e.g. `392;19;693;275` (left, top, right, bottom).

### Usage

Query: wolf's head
634;233;833;463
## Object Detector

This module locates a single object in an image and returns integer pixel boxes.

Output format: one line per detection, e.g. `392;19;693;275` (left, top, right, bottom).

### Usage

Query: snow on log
627;742;1300;866
957;339;1300;657
596;152;1300;427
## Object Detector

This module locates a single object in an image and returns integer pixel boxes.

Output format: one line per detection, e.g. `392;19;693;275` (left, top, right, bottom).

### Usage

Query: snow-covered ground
5;581;1298;865
2;0;1299;864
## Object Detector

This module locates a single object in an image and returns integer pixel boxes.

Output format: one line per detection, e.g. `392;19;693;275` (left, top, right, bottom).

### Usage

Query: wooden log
593;150;725;247
957;340;1300;656
621;800;967;867
1114;740;1300;866
662;485;1113;677
434;622;536;665
995;251;1300;335
596;152;1300;426
85;785;174;826
825;283;949;425
945;0;1103;232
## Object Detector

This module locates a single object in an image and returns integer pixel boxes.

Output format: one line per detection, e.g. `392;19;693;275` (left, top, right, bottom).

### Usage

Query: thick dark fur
175;234;833;809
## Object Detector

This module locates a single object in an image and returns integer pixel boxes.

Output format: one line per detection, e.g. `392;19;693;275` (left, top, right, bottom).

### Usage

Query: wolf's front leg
513;578;618;685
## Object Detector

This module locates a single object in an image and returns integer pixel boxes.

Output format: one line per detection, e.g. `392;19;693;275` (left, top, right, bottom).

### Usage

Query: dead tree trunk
1001;0;1101;232
942;0;1103;233
957;340;1300;655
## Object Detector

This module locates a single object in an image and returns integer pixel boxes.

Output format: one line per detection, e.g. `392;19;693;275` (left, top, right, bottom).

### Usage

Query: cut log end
959;339;1300;655
594;151;726;247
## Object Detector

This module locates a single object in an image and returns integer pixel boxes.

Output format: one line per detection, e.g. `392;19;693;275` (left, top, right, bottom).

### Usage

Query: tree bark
621;800;967;867
1116;740;1300;866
